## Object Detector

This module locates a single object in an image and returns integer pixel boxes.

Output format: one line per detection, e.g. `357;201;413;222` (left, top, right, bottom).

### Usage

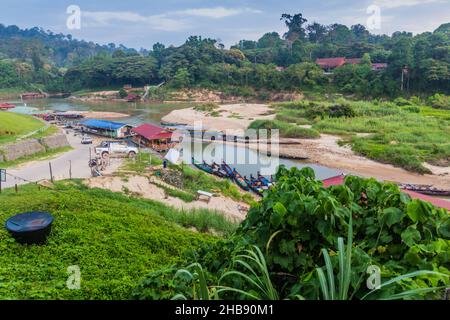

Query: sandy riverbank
162;103;275;135
164;103;450;189
243;135;450;189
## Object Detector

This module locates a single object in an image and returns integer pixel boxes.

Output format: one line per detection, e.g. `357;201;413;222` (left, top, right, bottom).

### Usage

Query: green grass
0;112;53;145
313;109;450;173
0;181;217;299
271;99;450;174
0;146;73;168
248;119;320;139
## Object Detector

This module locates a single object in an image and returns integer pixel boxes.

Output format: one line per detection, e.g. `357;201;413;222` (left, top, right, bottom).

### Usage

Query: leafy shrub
428;94;450;110
134;167;450;300
327;103;356;118
249;119;319;139
394;97;414;106
118;88;128;98
283;126;320;139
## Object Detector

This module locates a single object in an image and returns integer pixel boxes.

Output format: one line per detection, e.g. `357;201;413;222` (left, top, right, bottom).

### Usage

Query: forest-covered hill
0;15;448;97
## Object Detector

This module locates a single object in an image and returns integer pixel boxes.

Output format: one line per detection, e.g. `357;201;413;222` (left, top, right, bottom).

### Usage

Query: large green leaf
401;226;422;247
382;207;404;227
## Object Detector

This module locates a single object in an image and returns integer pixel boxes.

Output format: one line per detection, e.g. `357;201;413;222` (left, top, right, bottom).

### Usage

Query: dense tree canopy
0;14;448;97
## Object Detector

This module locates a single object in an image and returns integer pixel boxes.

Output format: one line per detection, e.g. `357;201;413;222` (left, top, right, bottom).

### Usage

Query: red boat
0;103;16;110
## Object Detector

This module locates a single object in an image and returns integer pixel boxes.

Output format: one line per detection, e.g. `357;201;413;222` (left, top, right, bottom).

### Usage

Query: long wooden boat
245;176;264;196
231;168;250;191
192;158;214;175
221;162;234;177
256;173;273;188
400;184;450;197
211;162;228;178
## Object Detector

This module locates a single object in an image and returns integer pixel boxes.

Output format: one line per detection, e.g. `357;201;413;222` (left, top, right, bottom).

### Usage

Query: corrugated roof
316;57;346;69
82;119;128;130
132;123;172;140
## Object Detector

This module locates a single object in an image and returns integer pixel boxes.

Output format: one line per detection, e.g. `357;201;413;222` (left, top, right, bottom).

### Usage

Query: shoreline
164;104;450;190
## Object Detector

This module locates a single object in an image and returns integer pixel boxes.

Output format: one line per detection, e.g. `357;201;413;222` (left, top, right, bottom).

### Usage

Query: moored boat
256;172;273;188
232;168;250;191
400;184;450;197
245;175;264;196
192;158;214;175
211;162;228;178
221;161;234;177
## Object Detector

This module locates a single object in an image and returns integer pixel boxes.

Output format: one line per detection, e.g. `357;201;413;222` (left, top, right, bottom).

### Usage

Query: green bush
134;167;450;300
428;94;450;110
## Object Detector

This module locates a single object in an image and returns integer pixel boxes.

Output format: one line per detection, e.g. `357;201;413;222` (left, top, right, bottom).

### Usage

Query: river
12;98;341;180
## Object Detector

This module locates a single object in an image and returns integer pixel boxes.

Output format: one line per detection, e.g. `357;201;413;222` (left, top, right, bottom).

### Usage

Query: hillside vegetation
0;181;216;299
272;97;450;173
134;167;450;300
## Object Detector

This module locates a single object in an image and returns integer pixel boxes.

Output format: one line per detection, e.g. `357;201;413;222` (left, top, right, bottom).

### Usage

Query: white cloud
82;11;188;31
373;0;443;9
174;7;262;19
81;6;261;31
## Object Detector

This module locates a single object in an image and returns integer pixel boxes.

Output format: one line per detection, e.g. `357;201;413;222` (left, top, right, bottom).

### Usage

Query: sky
0;0;449;49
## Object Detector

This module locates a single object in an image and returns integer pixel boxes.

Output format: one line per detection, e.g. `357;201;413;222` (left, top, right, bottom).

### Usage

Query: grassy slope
0;181;216;299
272;100;450;173
0;112;55;145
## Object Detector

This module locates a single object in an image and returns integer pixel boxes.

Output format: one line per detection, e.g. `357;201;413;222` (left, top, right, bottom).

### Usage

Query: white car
81;136;93;144
95;141;138;158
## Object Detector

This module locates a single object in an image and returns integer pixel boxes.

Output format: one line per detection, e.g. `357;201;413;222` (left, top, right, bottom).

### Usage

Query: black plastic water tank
5;212;54;245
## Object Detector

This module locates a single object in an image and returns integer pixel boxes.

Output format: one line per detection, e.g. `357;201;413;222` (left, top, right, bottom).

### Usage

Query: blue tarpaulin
82;119;128;130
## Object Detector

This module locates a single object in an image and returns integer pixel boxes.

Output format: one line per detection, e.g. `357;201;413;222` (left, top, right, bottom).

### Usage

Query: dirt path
87;175;249;222
3;132;122;188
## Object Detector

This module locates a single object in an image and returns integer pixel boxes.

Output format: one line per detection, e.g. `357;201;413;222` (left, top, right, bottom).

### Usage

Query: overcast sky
1;0;449;49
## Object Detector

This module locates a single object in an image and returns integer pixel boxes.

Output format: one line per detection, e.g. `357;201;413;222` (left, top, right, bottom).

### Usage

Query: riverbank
162;103;275;135
163;103;450;190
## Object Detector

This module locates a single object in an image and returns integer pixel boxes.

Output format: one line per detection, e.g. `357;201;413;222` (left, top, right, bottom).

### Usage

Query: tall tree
281;13;308;42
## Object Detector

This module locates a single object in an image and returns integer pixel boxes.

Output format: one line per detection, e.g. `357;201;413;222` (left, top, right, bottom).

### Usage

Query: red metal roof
316;57;346;69
323;174;346;187
132;123;172;140
322;175;450;211
0;103;15;109
402;189;450;211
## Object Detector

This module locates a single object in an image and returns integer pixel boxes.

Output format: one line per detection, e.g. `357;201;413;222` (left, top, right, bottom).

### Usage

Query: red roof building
322;174;450;211
316;57;388;72
131;124;177;152
316;57;346;71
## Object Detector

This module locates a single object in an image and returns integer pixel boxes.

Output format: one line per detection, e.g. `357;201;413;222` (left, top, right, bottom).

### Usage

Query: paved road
1;132;120;189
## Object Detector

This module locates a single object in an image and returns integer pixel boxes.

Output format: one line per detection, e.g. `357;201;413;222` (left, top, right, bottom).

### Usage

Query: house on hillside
125;93;141;102
81;119;132;138
316;57;388;73
131;123;178;152
316;57;346;73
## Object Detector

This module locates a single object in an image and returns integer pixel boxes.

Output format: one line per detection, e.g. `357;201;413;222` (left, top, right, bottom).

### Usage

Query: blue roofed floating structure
81;119;133;138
